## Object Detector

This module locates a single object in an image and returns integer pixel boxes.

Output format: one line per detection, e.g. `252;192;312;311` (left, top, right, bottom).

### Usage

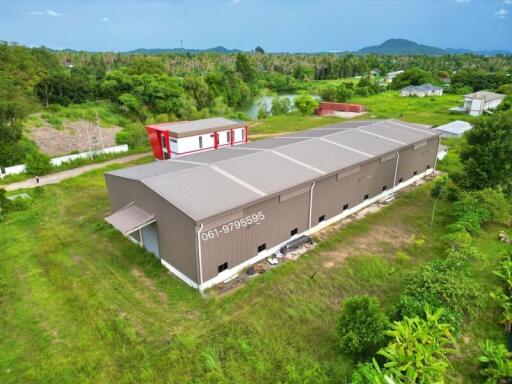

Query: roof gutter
433;135;441;173
308;181;316;229
196;224;204;294
393;151;400;187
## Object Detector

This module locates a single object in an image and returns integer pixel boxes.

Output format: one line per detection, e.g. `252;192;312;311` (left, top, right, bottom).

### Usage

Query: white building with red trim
146;118;248;160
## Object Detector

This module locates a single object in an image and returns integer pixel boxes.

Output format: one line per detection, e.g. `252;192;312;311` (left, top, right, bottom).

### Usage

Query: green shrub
294;94;319;115
451;189;511;233
25;151;53;176
478;339;512;384
336;295;389;358
393;258;482;332
443;230;484;263
115;123;148;148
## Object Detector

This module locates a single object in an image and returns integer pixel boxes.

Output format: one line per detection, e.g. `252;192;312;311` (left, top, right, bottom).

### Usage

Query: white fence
0;145;129;178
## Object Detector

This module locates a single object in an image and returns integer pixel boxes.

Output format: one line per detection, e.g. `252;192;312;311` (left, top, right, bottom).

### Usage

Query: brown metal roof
146;117;246;138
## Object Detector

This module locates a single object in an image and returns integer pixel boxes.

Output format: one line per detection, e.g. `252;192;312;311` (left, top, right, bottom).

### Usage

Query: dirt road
3;152;151;192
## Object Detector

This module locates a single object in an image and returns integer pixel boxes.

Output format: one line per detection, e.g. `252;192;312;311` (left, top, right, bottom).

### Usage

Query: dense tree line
1;40;512;167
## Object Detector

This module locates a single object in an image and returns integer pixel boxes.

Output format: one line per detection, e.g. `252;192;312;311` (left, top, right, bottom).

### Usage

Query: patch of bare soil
26;120;121;156
131;267;168;303
320;224;415;267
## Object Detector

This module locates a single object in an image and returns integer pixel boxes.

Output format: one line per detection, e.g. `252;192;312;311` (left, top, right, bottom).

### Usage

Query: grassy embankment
0;147;508;383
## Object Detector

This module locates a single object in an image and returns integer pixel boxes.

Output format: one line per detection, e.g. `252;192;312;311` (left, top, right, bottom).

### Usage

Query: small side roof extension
146;117;246;138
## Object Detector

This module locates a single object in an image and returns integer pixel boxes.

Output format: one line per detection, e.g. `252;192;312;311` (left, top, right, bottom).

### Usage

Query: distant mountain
445;48;512;56
123;46;242;55
359;39;446;56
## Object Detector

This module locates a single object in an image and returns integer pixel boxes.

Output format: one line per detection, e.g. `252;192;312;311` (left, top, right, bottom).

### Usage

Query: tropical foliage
352;308;456;384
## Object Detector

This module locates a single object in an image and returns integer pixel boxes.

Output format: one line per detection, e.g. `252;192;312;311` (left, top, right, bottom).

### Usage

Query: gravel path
3;152;151;192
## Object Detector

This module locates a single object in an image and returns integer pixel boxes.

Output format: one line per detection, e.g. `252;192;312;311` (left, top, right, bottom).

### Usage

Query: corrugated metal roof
320;120;382;129
238;137;307;149
106;119;439;221
327;129;401;156
360;120;436;145
281;128;349;138
433;120;472;135
181;147;260;163
142;165;262;220
275;138;369;174
108;160;201;180
147;117;245;138
215;151;321;195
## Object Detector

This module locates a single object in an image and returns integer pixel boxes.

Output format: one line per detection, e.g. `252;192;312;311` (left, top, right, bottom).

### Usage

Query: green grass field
249;114;345;136
351;91;477;126
0;156;507;383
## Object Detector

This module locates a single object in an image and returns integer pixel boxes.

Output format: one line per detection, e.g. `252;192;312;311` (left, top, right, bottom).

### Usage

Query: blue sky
1;0;511;52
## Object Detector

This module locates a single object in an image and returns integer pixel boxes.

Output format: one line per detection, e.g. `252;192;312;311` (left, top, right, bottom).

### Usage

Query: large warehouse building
105;119;440;291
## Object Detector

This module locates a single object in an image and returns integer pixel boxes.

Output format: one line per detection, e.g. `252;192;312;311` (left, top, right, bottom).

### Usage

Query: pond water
239;94;320;120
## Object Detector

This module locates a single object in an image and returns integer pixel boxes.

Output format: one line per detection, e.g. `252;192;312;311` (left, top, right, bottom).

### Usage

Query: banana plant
490;290;512;333
478;339;512;384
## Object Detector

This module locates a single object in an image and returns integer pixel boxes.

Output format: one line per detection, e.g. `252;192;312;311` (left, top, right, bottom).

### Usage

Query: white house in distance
450;91;506;116
385;70;404;83
433;120;473;138
400;84;444;97
145;117;248;160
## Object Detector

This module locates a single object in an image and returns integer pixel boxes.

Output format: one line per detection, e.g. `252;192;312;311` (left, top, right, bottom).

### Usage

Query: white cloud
101;17;110;22
232;0;241;4
495;8;508;18
454;0;470;3
504;0;512;5
28;10;63;17
47;10;63;17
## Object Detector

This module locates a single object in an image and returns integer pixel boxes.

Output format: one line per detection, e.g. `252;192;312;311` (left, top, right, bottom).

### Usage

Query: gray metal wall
312;156;397;223
396;138;439;183
105;174;199;284
200;189;310;282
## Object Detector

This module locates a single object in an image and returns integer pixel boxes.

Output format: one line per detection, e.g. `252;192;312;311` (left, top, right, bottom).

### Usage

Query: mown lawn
0;163;506;383
248;114;346;137
351;91;478;126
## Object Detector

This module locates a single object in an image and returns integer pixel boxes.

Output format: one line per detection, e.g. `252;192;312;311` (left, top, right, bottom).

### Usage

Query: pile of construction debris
212;236;315;295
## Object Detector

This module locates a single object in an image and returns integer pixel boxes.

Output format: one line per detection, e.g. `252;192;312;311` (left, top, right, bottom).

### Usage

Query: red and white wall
146;126;248;160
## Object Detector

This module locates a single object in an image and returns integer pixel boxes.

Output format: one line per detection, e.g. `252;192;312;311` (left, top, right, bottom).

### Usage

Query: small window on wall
257;243;266;253
227;131;231;142
241;129;245;140
318;215;325;223
413;170;418;176
290;228;298;237
198;136;203;149
343;203;349;211
170;138;177;144
382;185;387;191
426;164;431;170
218;262;228;273
364;194;369;200
399;177;404;183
